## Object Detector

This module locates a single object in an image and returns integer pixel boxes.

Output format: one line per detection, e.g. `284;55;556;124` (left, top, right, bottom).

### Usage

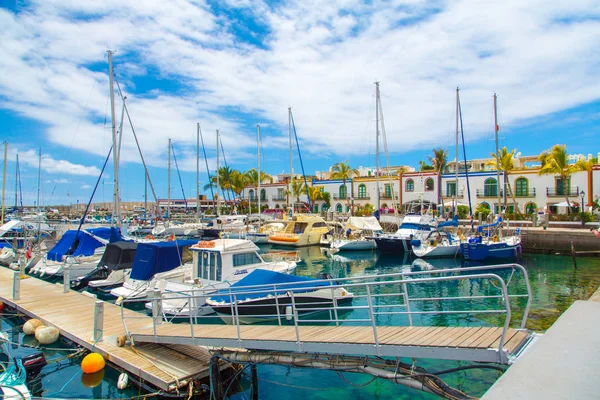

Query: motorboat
71;241;138;290
460;217;522;261
330;216;382;252
29;227;116;278
206;269;353;324
370;214;438;254
268;214;330;247
0;219;54;249
246;222;287;244
148;239;298;318
0;244;15;266
110;240;197;300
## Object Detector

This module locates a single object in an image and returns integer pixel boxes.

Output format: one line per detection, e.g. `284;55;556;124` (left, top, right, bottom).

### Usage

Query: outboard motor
16;352;47;380
317;272;334;280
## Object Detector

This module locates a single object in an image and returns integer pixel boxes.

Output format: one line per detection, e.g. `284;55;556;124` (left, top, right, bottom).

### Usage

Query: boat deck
0;267;212;391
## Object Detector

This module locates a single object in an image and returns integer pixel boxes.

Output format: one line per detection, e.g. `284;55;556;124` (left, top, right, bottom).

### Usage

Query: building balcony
272;195;287;201
514;188;536;198
354;196;371;201
247;198;267;203
476;189;505;198
380;194;399;200
441;190;464;198
546;187;579;197
333;195;350;200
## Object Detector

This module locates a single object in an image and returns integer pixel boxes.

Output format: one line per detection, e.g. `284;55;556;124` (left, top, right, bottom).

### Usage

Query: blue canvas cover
85;227;113;241
129;240;196;281
47;230;106;262
438;216;459;228
209;269;337;304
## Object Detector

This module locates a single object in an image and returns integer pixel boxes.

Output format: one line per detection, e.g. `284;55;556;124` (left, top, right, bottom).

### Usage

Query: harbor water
1;247;599;399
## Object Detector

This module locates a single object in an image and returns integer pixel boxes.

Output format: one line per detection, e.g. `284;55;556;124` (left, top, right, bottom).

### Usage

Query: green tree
538;145;584;215
487;146;519;213
575;157;597;211
330;161;358;214
291;179;306;204
244;168;273;186
427;148;448;207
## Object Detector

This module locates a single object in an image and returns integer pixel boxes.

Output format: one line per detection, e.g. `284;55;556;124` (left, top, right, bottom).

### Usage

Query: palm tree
487;147;519;213
244;168;273;185
330;161;358;214
307;185;326;212
291;179;306;204
203;166;234;202
427;148;447;207
419;160;435;171
538;145;584;215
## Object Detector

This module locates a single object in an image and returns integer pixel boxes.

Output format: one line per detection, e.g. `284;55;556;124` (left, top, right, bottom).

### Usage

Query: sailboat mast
216;130;221;216
455;88;459;216
108;50;120;226
196;123;200;218
144;172;147;219
14;154;18;210
375;82;381;212
168;138;171;221
493;93;501;215
288;107;293;213
1;142;7;224
37;148;41;212
257;124;261;223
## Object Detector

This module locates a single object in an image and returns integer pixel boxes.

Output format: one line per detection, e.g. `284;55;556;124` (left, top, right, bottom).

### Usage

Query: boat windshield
198;251;222;281
233;252;262;267
399;223;432;231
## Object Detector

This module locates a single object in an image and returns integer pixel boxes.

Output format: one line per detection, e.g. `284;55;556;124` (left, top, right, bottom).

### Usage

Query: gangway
122;264;533;365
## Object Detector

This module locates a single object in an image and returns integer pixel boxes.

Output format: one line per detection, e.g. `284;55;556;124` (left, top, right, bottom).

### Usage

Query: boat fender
115;296;124;306
23;319;43;335
81;353;105;374
117;372;129;389
410;239;421;248
116;335;127;347
285;305;293;321
0;302;3;312
492;235;498;243
35;326;60;345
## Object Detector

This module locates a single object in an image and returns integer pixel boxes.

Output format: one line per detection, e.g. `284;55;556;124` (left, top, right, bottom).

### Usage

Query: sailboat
459;93;522;261
369;82;438;254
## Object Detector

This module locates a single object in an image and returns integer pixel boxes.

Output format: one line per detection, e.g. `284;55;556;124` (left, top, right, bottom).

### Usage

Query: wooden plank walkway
0;267;212;391
129;319;529;365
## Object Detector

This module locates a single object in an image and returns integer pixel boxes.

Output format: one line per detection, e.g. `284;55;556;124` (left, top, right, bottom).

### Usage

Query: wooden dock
130;322;529;364
0;267;212;391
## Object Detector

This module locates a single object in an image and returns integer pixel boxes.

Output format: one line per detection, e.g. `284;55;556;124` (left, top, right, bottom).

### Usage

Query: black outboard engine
317;272;334;280
16;352;47;380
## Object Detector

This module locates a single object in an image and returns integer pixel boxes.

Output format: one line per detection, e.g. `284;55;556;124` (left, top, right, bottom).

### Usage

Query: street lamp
580;190;586;227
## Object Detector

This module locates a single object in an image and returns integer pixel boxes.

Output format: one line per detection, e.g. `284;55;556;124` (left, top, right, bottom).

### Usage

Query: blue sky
0;0;599;207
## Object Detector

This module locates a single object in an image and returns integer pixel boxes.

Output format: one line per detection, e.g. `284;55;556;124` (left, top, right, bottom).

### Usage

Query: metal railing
271;195;286;201
476;189;505;198
514;188;536;197
332;195;349;200
120;264;531;361
546;187;579;197
441;190;464;198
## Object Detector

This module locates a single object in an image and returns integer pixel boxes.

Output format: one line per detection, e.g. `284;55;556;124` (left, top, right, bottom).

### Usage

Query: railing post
12;271;20;300
289;291;302;352
233;294;241;343
331;286;339;326
274;285;282;326
151;288;162;336
92;300;104;343
63;269;70;293
402;281;413;326
365;285;379;354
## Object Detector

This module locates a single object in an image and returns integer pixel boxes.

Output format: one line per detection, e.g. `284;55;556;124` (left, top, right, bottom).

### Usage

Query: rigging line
289;110;311;209
218;134;233;203
113;78;160;212
69;145;113;255
458;95;473;217
170;143;188;210
198;124;215;205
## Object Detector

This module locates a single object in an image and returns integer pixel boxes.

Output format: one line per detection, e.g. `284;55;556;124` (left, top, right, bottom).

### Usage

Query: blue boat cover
85;227;113;241
438;216;459;228
0;242;12;249
47;230;106;262
477;216;502;233
209;269;337;304
129;240;196;281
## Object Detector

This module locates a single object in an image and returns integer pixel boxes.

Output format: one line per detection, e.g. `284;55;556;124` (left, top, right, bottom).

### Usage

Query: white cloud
80;184;92;189
11;148;101;177
0;0;598;174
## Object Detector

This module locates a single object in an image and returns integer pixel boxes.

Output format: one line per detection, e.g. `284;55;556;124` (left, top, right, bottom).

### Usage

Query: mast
455;88;459;216
257;124;261;223
196;123;200;218
1;142;7;225
108;50;120;226
288;107;293;213
168;138;171;221
375;82;381;212
493;93;502;215
14;154;18;210
36;148;41;212
144;172;147;219
216;130;221;216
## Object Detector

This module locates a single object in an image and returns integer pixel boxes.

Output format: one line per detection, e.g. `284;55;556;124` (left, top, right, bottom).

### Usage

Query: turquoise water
1;249;599;399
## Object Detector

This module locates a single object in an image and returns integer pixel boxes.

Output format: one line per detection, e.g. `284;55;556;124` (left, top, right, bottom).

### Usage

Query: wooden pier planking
0;268;212;391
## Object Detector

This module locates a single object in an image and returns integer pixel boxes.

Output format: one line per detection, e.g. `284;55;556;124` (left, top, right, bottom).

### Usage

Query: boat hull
372;236;412;254
460;240;521;261
412;244;461;258
331;239;376;251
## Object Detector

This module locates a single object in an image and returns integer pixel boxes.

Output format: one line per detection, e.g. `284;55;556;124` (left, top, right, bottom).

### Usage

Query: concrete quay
482;288;600;400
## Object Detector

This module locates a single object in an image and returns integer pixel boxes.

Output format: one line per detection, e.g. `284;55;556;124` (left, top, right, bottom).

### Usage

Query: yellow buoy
81;353;106;374
23;319;43;335
35;326;60;345
81;369;105;388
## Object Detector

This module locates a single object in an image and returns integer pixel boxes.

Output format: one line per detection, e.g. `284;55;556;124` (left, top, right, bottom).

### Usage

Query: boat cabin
191;239;266;283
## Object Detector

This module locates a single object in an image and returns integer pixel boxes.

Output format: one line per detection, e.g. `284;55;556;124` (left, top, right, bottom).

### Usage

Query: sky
0;0;599;207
